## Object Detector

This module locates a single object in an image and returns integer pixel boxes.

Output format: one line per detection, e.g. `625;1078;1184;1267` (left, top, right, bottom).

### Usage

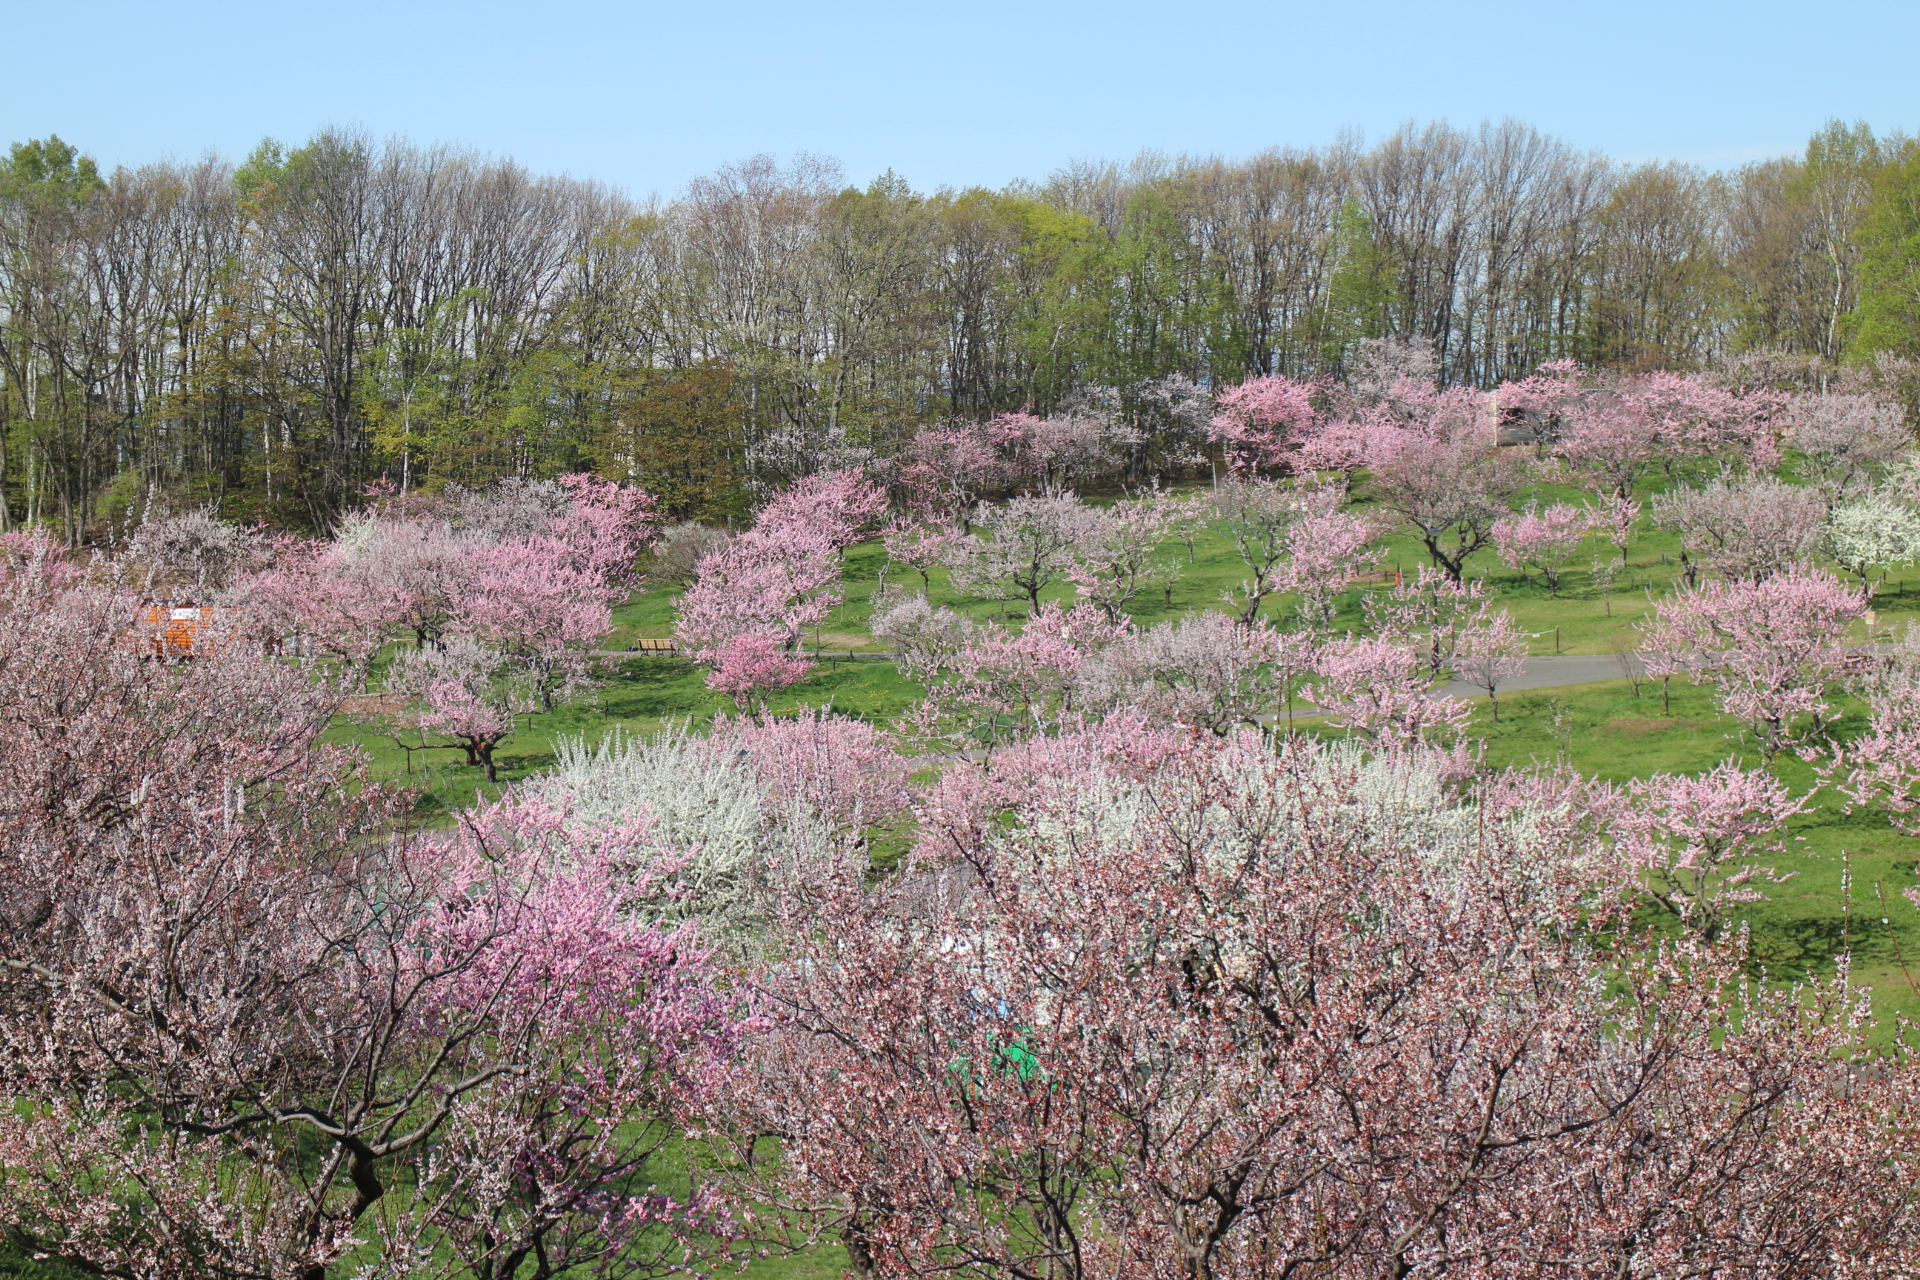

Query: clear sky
4;0;1916;198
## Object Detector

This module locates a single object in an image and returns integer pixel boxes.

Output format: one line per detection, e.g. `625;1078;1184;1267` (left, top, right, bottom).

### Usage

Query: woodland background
6;118;1920;539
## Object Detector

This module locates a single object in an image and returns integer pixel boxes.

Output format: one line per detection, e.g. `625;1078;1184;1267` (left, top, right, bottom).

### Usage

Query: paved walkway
1435;654;1630;700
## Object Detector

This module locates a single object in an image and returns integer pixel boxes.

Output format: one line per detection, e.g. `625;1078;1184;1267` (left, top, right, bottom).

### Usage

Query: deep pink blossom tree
1208;373;1324;473
0;529;84;588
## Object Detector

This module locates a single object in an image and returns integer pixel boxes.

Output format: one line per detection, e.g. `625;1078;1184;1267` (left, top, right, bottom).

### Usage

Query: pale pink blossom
1616;761;1806;939
1490;500;1592;595
712;725;1916;1277
1639;567;1868;758
1652;475;1828;584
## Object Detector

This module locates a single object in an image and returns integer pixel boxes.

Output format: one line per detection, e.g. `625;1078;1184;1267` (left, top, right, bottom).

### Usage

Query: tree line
4;117;1920;538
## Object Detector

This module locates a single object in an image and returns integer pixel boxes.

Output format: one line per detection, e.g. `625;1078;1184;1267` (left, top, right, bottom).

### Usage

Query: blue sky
5;0;1916;197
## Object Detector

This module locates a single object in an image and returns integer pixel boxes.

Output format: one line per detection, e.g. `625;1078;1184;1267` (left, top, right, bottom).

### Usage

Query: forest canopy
1;118;1916;537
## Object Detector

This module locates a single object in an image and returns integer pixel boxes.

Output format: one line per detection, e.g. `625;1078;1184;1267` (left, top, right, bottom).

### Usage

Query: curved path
604;648;1645;699
1434;655;1631;700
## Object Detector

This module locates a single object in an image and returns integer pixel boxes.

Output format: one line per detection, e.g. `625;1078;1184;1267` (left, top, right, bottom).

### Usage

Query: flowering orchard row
3;545;1920;1276
7;355;1920;1275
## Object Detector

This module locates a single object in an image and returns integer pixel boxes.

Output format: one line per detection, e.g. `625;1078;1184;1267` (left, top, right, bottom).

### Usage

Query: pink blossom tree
754;467;890;551
1616;761;1807;940
1091;611;1305;736
1831;657;1920;834
1651;475;1828;584
711;726;1917;1278
380;634;539;782
1065;496;1178;622
1639;567;1868;758
1272;508;1382;630
1208;373;1324;473
987;409;1117;496
1361;384;1530;582
1303;634;1475;752
1210;477;1348;625
674;520;840;654
704;631;815;710
897;600;1131;747
1450;606;1531;721
1787;391;1910;498
879;515;965;591
947;494;1106;613
1499;365;1784;498
1363;565;1495;678
1595;491;1642;564
0;571;745;1280
0;529;83;588
901;423;1003;525
707;707;914;855
461;537;633;709
1490;500;1592;595
239;474;657;697
673;472;883;701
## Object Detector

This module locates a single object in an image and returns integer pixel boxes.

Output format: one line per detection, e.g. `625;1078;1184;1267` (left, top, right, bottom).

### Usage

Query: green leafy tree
1847;141;1920;363
0;136;109;538
1320;198;1396;369
593;363;747;521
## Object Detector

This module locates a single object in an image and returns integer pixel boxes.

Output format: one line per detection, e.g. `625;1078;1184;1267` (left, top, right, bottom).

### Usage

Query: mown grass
1440;677;1920;1037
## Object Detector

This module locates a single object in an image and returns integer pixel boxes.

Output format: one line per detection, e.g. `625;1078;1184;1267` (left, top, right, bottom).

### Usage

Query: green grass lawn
1442;677;1920;1037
